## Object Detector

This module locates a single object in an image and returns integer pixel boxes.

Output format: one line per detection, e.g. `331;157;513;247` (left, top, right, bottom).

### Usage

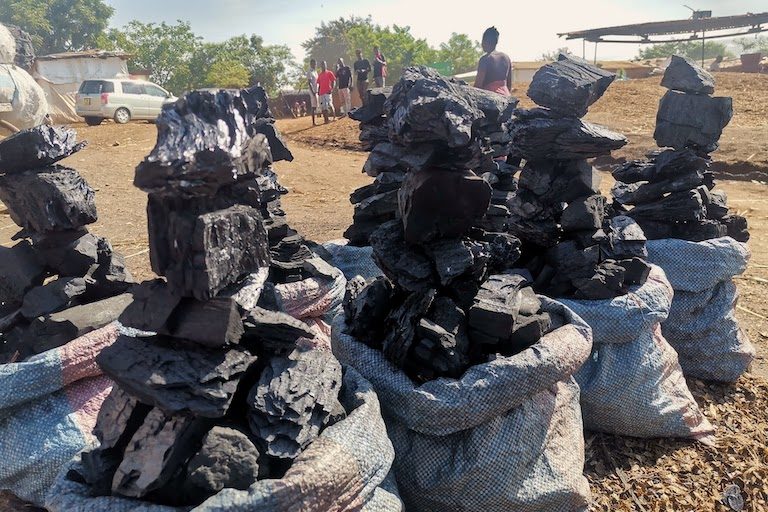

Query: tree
97;21;201;94
637;41;732;61
188;35;300;95
346;23;437;80
734;36;768;54
302;16;372;69
438;33;482;74
539;47;571;62
0;0;114;54
206;59;250;89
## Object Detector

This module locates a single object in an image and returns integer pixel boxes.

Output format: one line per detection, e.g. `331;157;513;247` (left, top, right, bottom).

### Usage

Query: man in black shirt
353;49;371;105
336;57;353;116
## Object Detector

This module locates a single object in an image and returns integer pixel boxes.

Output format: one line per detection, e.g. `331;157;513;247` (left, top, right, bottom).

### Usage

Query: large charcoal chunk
560;195;606;232
603;215;648;259
6;24;35;70
220;267;270;312
654;90;733;151
112;408;210;498
612;170;704;205
0;165;97;233
0;240;45;305
370;220;435;292
0;125;86;174
636;218;727;242
80;387;152;495
383;289;437;367
399;168;491;245
527;53;615;117
118;279;181;332
427;296;470;352
148;201;271;300
386;66;518;148
25;293;132;353
252;119;293;162
617;257;651;286
705;190;729;220
86;237;134;299
35;231;100;277
97;335;257;418
351;189;399;222
20;277;88;319
545;242;600;280
363;142;434;176
349;87;392;123
502;309;551;355
162;297;244;348
409;318;468;381
468;274;527;346
350;171;405;204
510;111;627;160
519;159;600;202
572;261;626;300
247;345;343;459
135;87;275;196
425;239;479;286
722;215;749;243
344;276;395;347
184;426;260;503
506;192;563;247
661;55;715;95
628;188;706;222
242;307;316;356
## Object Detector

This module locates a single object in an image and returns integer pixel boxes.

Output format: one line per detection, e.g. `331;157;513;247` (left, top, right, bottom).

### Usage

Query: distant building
31;51;131;123
453;60;653;84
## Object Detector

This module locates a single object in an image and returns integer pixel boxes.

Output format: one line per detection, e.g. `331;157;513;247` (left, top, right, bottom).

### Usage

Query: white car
75;79;176;126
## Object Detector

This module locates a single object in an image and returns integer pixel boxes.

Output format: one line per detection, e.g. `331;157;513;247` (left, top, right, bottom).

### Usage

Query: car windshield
79;81;114;94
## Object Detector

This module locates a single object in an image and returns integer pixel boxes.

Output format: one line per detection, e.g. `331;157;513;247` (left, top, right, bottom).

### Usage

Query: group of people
305;46;387;124
304;27;512;125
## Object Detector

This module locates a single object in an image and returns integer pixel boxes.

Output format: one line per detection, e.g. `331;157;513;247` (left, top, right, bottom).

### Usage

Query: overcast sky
105;0;767;62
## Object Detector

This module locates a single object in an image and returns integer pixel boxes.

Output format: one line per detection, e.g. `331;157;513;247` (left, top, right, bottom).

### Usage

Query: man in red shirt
316;60;337;123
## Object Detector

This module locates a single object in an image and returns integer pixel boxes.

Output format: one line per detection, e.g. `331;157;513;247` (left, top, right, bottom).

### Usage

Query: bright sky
105;0;767;62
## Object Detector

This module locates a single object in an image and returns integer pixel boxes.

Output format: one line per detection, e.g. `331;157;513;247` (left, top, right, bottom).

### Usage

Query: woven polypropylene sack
46;366;402;512
332;297;592;512
647;237;754;382
0;323;119;505
274;264;346;323
323;240;383;281
559;265;715;442
0;24;15;64
0;64;48;130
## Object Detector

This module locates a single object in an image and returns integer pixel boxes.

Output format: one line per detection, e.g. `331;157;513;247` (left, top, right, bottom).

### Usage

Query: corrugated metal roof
36;50;131;61
560;12;768;42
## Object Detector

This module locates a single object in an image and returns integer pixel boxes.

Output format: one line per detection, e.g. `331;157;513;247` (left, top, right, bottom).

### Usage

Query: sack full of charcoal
323;239;384;281
646;237;754;382
332;298;592;512
46;363;402;512
0;323;119;505
559;265;715;442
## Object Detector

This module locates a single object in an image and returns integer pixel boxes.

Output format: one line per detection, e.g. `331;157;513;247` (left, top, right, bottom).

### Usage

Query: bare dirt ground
1;74;767;511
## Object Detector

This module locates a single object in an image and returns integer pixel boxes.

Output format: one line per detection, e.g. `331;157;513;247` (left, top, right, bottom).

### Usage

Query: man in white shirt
306;59;319;126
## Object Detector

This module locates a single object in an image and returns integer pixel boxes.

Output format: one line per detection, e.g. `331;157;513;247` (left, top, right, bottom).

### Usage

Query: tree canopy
0;0;114;55
302;17;482;83
636;41;732;61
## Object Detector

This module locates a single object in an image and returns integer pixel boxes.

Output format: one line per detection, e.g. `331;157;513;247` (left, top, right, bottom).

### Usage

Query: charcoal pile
339;67;564;382
0;125;135;363
68;86;376;508
345;66;518;246
611;55;748;243
507;53;651;299
349;87;392;151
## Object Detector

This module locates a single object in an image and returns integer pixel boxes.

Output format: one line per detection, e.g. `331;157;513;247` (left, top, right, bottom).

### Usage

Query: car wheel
84;116;104;126
114;108;131;124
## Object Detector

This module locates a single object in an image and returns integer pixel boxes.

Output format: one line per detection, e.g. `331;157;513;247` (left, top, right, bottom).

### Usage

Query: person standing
316;60;337;124
306;59;319;125
474;27;512;96
353;49;371;104
336;57;353;116
373;46;387;87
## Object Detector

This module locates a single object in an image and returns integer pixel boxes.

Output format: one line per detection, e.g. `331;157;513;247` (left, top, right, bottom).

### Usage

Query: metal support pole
701;31;706;67
583;39;586;59
594;42;598;64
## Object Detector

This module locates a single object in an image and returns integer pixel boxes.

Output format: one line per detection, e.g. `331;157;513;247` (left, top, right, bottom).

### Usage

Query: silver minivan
75;79;177;126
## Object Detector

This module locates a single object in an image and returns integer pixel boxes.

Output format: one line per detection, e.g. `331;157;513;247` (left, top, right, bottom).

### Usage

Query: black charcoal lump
527;53;616;118
0;125;87;174
660;55;716;95
247;345;343;459
0;166;97;233
0;241;45;305
654;91;733;151
97;335;257;418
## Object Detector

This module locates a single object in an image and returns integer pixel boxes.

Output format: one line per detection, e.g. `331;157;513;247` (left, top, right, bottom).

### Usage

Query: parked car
75;79;176;126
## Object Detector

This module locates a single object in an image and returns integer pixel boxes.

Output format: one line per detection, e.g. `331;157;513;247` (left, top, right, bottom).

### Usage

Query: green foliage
734;36;768;54
303;16;481;81
437;33;482;74
0;0;114;54
539;47;571;62
206;59;250;89
637;41;732;61
97;20;200;94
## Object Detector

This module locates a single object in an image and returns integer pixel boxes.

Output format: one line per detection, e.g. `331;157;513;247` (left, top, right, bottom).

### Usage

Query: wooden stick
734;275;768;284
737;304;768;321
0;119;19;133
